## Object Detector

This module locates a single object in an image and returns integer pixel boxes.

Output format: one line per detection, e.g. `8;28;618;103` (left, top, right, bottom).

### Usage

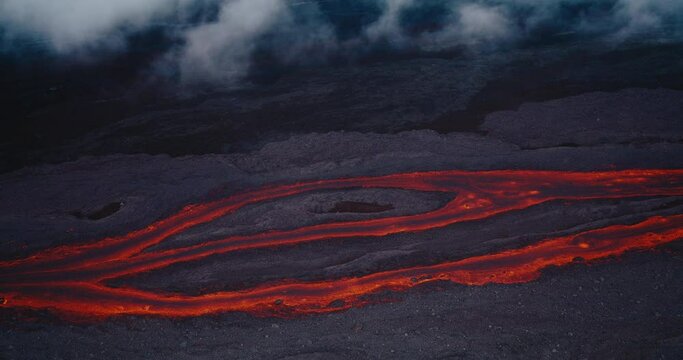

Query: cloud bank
1;0;682;85
0;0;180;52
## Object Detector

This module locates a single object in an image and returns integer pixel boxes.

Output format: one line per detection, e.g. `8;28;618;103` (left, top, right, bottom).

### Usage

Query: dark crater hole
70;201;123;221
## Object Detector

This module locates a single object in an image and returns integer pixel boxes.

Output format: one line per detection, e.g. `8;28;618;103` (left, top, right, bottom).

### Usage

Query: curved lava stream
1;169;682;317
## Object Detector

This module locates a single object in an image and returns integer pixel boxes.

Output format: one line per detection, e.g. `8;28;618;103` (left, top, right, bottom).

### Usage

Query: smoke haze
2;0;682;84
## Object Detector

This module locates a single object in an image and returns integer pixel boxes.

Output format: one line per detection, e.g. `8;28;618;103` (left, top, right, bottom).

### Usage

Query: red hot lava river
1;169;682;317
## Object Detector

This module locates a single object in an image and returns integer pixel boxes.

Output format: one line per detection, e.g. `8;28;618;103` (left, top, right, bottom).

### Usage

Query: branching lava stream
1;170;682;317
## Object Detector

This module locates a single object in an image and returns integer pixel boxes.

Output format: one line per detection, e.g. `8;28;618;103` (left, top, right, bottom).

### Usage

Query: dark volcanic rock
482;88;683;149
2;252;682;359
328;201;394;213
1;88;682;359
70;201;124;221
4;42;683;173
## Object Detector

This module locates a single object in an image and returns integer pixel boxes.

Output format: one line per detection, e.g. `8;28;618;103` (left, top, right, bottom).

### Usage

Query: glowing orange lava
1;170;682;317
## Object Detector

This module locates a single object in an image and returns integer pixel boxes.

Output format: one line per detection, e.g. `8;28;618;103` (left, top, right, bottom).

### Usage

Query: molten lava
1;169;682;317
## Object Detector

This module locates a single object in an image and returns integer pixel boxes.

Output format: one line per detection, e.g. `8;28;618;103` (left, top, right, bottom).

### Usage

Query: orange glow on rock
1;169;682;318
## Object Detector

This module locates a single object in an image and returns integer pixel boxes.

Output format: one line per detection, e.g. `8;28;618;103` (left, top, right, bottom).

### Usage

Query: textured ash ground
1;88;682;359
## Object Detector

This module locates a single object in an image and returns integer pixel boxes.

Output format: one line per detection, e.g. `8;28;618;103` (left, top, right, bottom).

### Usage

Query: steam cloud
1;0;682;85
0;0;177;52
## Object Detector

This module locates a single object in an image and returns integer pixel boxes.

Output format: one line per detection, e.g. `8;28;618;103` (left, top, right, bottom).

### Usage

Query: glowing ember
1;170;682;318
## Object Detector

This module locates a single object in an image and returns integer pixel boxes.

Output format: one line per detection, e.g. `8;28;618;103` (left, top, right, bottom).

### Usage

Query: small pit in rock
70;201;123;221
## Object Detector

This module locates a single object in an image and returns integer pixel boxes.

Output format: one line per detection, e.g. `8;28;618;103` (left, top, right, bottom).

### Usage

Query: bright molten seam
1;170;682;317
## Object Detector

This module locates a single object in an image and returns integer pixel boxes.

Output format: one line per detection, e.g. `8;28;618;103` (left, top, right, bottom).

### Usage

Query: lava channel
0;169;682;318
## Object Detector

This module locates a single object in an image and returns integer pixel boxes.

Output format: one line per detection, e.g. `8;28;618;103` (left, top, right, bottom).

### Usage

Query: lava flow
1;169;682;318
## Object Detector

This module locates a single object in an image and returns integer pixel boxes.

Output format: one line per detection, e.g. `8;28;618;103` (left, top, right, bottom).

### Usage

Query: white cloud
0;0;177;52
178;0;287;84
614;0;683;38
457;4;513;44
365;0;415;43
419;2;515;51
2;0;682;84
